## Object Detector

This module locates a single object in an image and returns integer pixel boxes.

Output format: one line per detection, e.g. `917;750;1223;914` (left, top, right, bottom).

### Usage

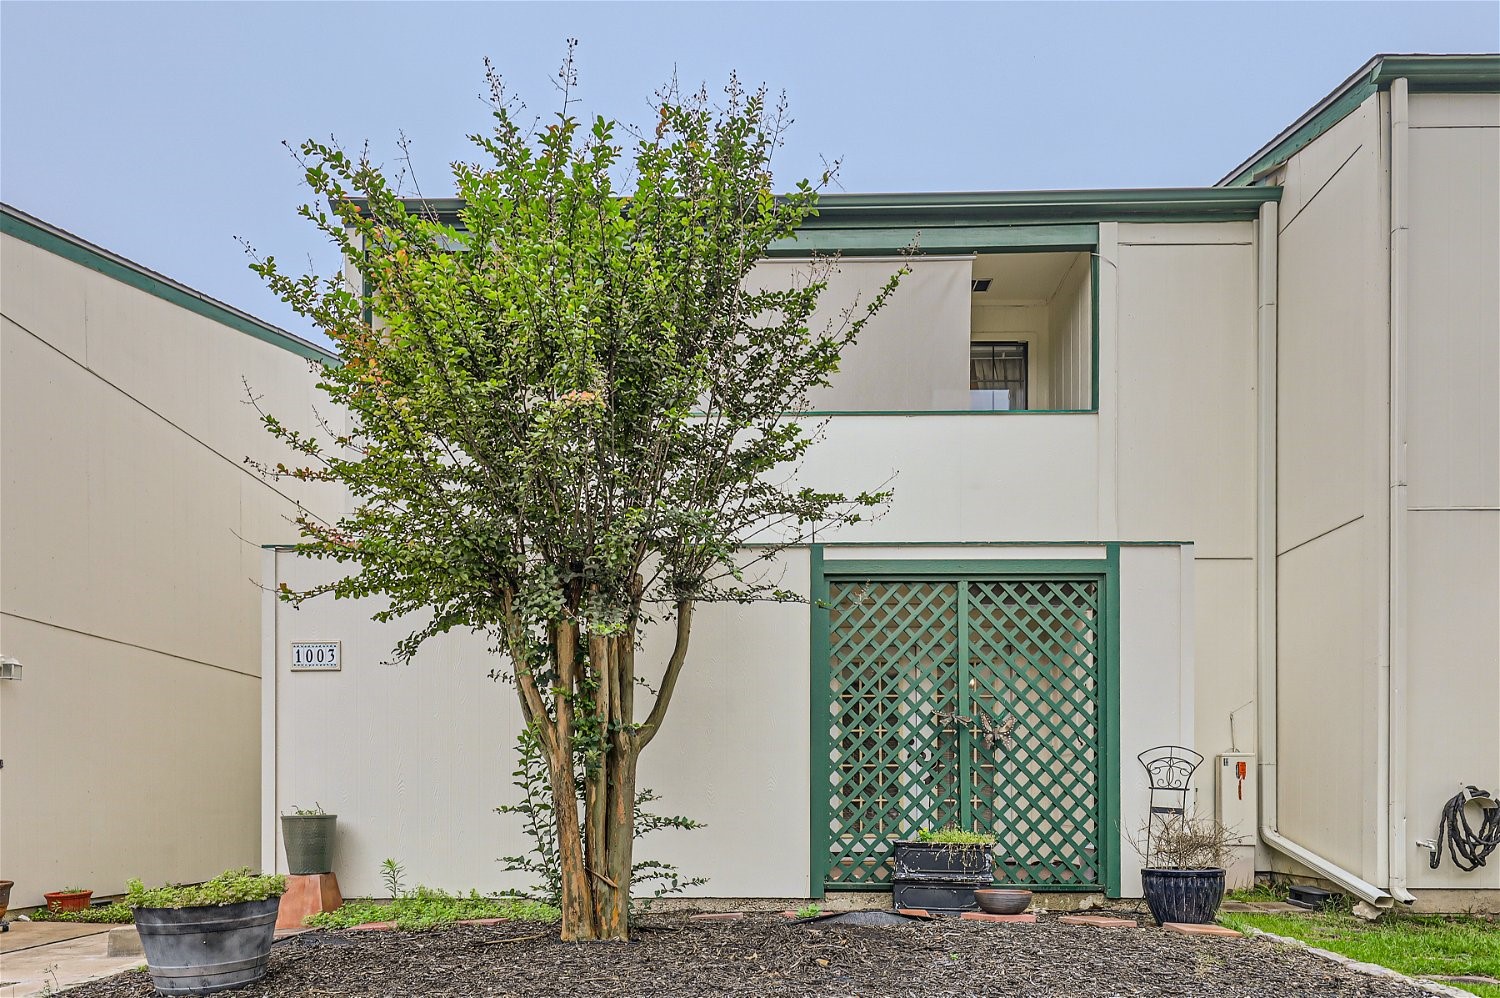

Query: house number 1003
291;642;341;671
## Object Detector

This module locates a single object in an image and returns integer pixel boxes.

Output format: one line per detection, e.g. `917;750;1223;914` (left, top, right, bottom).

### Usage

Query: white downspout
1255;198;1395;910
1386;77;1416;905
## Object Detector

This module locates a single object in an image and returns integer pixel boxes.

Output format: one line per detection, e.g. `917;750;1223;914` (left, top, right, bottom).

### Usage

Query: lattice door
821;575;1104;890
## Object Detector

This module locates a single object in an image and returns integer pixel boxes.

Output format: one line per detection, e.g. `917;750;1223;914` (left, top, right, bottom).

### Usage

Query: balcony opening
970;250;1093;412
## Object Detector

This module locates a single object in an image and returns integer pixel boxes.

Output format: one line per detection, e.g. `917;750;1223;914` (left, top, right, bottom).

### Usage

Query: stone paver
0;922;144;997
960;912;1038;923
105;926;142;957
1058;915;1137;927
1162;922;1241;937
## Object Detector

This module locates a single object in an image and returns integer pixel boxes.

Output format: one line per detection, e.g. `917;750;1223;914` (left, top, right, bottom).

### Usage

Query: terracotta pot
0;879;13;920
45;889;93;913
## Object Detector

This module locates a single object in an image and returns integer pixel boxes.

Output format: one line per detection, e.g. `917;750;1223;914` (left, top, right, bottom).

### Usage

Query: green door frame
808;545;1122;898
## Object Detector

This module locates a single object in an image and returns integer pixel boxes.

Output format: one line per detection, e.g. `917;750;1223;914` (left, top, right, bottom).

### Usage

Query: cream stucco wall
0;219;345;907
267;542;1195;899
1401;91;1499;892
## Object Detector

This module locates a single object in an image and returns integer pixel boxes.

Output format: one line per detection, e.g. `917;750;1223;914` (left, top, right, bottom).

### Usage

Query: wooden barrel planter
135;898;279;995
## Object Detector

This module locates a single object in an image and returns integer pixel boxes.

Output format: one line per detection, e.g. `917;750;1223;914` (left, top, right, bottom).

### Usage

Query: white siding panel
1406;122;1500;509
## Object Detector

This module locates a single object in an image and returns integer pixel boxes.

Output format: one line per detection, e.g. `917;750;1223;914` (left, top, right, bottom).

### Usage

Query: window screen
970;341;1028;411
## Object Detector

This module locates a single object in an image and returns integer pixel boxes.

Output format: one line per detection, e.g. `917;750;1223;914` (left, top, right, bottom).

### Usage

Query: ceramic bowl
974;888;1032;915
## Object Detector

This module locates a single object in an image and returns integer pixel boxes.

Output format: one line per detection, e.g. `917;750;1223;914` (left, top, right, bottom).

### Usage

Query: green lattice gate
817;572;1108;891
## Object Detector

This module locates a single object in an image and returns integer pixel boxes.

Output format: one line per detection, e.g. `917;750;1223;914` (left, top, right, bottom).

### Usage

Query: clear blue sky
3;1;1495;343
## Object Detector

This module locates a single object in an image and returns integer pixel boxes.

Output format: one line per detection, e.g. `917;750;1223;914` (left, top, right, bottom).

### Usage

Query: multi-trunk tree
253;54;903;941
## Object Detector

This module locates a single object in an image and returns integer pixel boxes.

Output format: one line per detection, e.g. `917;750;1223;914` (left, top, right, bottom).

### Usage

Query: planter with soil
281;811;337;875
127;868;286;996
890;832;996;915
45;888;93;912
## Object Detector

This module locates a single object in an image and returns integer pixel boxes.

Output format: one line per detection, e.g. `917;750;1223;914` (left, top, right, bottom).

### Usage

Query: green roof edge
1219;53;1500;187
1;203;338;365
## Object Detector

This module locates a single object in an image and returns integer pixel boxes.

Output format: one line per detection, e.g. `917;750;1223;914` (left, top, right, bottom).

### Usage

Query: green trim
809;554;1122;894
823;558;1108;577
1220;54;1500;186
1371;54;1500;89
1;204;337;365
745;539;1194;548
782;408;1096;417
1103;543;1123;898
1090;252;1101;412
768;224;1096;257
807;544;830;899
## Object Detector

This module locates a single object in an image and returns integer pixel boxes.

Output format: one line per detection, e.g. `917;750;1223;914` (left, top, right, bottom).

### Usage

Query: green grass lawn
1219;909;1500;998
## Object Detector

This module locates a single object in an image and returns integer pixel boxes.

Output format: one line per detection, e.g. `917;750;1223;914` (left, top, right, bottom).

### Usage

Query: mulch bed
64;911;1429;997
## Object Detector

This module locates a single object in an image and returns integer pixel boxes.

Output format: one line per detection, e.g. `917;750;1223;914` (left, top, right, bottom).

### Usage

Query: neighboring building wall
0;214;345;907
1402;91;1500;893
1272;91;1392;884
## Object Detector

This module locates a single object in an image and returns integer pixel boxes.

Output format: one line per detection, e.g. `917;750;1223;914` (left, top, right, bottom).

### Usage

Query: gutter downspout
1255;198;1395;910
1386;78;1417;905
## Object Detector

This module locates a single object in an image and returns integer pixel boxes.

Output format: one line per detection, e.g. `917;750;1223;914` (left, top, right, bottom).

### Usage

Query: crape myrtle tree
251;53;904;942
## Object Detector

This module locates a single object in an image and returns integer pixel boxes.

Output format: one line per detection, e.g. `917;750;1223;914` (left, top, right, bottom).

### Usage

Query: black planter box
892;880;982;914
891;841;995;883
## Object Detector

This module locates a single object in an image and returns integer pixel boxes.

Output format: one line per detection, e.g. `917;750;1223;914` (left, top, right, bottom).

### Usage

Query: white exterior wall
1271;93;1392;882
268;542;1194;900
1401;92;1500;892
0;220;345;907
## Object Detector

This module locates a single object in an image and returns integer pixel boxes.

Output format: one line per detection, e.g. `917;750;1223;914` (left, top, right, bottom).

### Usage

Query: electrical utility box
1217;753;1257;889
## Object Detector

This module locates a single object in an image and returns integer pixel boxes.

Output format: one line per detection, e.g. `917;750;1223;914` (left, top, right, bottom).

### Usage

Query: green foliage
250;50;901;693
497;723;707;911
795;904;822;919
285;803;329;816
251;49;903;931
916;826;996;846
30;902;134;924
380;858;408;899
1219;910;1500;998
125;868;286;909
306;885;560;931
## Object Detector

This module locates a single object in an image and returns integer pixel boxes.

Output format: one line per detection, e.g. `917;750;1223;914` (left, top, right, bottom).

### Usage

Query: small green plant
38;964;61;997
57;886;88;894
795;904;822;919
284;803;328;816
380;858;408;899
497;724;707;914
126;868;286;909
916;826;996;846
306;878;560;931
30;901;134;924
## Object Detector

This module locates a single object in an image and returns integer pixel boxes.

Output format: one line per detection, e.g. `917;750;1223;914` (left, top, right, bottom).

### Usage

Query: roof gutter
1255;198;1394;912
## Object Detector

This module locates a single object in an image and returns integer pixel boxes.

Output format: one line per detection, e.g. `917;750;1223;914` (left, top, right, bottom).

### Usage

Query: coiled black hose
1429;786;1500;872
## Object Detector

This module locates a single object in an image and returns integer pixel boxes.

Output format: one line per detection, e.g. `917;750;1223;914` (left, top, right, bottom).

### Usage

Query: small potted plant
281;803;337;875
44;886;92;912
128;867;286;995
1133;814;1231;925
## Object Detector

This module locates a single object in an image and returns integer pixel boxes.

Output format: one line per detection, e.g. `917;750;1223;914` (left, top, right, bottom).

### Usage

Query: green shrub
306;886;560;931
795;904;822;919
30;902;135;924
126;868;286;909
916;826;996;845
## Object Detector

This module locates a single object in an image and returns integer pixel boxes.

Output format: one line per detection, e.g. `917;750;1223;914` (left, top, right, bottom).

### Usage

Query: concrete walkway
0;921;144;996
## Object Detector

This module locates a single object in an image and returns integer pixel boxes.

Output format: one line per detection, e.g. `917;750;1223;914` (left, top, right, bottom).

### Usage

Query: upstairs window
970;341;1028;411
